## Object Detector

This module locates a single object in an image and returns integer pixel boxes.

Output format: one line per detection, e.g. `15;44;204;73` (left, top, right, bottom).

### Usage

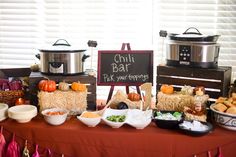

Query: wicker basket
0;90;24;106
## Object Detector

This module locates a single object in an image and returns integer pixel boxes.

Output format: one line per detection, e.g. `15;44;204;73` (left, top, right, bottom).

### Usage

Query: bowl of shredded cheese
41;108;68;125
77;111;101;127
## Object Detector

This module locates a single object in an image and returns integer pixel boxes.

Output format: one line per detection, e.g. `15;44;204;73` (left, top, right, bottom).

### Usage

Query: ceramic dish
126;109;152;129
179;120;213;136
210;103;236;131
42;108;68;126
152;110;183;129
102;108;128;128
77;111;101;127
8;105;37;123
0;103;8;121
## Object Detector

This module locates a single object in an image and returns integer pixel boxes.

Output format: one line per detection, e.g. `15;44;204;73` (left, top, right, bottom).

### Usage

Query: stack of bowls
8;105;37;123
0;103;8;121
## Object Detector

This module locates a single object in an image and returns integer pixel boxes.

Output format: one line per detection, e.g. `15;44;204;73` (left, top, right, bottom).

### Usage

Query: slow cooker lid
39;39;86;53
168;27;220;42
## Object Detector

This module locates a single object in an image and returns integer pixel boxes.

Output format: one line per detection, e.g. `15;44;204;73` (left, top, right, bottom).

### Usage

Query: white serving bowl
0;103;8;121
77;111;101;127
126;109;152;129
8;105;37;123
41;108;68;126
210;104;236;131
102;108;128;128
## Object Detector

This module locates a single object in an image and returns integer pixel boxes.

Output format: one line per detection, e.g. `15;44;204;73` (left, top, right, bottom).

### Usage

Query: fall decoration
180;85;193;95
38;90;87;115
38;80;56;92
71;82;87;92
160;84;174;94
127;93;141;101
58;82;69;91
107;90;142;109
194;86;205;96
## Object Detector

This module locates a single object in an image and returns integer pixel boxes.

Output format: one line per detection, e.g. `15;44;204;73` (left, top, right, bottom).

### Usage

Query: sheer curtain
0;0;235;98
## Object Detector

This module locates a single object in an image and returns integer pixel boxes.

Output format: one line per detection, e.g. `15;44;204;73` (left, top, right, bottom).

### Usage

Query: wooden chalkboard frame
97;50;153;86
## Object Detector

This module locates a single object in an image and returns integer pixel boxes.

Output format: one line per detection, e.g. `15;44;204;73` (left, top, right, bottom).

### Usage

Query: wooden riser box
156;65;232;101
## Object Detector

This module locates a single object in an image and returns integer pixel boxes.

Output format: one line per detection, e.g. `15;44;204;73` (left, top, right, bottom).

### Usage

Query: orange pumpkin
38;80;47;90
71;82;87;92
128;92;141;101
160;84;174;94
38;79;56;92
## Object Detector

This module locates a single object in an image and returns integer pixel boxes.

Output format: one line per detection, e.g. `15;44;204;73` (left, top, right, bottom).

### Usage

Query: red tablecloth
1;116;236;157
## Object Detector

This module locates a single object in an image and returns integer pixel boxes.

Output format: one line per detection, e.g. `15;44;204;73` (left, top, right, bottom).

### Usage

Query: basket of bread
210;93;236;131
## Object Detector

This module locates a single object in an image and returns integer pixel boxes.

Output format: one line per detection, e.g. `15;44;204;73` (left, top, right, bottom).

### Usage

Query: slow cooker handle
35;54;40;60
53;39;71;46
82;54;90;62
183;27;202;35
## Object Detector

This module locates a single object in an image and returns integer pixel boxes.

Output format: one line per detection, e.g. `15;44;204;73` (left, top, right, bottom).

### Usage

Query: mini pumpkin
194;86;205;96
71;81;87;92
38;79;56;92
58;81;69;91
160;84;174;94
128;92;141;101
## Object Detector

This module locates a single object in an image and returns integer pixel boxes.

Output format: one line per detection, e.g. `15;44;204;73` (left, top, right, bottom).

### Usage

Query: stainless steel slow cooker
37;39;89;75
166;27;220;68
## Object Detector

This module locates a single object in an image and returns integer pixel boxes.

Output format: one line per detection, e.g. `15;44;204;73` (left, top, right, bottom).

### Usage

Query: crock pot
37;39;89;75
166;27;220;68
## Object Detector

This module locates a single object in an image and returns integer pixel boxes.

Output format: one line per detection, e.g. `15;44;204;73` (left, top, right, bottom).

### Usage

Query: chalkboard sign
97;50;153;86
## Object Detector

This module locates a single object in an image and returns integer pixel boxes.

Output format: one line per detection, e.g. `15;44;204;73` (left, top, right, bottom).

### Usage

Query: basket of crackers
0;79;24;106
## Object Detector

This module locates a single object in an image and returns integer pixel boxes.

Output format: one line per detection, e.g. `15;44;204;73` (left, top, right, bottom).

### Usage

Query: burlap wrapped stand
38;90;87;115
156;92;209;122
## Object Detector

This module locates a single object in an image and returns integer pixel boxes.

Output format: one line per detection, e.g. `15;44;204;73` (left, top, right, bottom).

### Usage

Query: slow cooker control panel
49;62;64;74
179;45;191;65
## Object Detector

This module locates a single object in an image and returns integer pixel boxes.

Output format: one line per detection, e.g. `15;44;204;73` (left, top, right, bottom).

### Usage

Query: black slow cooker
166;27;220;68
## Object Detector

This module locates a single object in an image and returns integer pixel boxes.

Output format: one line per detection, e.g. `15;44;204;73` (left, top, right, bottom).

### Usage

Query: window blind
0;0;38;68
0;0;153;69
0;0;235;99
